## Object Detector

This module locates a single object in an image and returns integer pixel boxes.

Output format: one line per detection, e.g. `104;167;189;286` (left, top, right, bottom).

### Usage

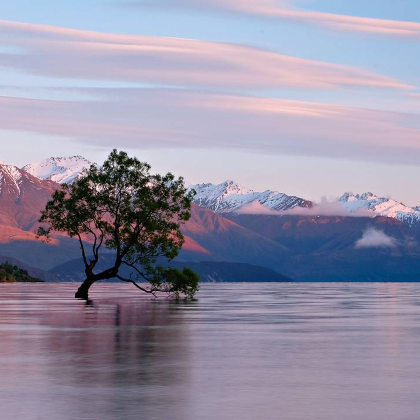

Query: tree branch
76;233;89;269
116;275;158;297
121;261;152;282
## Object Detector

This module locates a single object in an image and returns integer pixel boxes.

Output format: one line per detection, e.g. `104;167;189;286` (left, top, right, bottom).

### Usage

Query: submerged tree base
74;267;199;300
75;288;89;300
75;278;95;300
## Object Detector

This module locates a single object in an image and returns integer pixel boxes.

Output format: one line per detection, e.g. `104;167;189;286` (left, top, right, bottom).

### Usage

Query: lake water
1;283;420;420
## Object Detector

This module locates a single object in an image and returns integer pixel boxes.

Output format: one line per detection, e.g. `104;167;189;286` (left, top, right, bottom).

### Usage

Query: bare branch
115;275;158;297
76;233;89;269
121;261;152;282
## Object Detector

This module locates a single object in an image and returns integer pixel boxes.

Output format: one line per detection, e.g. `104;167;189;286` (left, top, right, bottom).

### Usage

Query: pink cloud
0;20;411;90
245;5;420;38
125;0;420;38
239;197;375;217
238;201;282;215
0;88;419;165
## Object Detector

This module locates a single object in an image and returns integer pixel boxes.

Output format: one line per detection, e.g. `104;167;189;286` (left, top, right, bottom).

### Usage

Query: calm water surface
1;283;420;420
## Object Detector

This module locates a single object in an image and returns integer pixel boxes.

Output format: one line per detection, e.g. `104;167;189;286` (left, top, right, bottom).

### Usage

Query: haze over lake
2;283;420;420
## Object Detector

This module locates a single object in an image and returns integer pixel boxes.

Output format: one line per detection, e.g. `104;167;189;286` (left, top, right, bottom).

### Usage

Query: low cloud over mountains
355;228;398;249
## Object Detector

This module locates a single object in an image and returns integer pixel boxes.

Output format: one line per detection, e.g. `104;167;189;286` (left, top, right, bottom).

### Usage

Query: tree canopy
38;150;199;299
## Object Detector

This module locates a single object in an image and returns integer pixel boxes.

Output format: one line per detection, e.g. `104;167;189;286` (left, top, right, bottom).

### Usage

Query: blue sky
0;0;419;205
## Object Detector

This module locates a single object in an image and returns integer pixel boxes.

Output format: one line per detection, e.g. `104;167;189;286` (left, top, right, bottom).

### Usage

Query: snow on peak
189;180;311;214
0;161;26;198
0;161;23;183
15;155;420;228
340;191;420;226
23;156;95;184
191;183;420;226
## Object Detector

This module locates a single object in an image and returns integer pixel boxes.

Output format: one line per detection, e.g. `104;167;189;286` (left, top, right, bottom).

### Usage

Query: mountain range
23;156;420;226
0;156;419;283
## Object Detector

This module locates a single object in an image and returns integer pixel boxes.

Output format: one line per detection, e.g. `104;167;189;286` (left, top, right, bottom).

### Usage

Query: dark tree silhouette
38;150;199;300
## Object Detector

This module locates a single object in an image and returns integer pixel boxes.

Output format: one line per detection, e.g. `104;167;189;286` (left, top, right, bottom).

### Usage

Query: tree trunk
75;277;96;299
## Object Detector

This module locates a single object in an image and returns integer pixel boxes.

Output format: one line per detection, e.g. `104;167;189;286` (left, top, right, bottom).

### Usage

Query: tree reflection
2;287;193;419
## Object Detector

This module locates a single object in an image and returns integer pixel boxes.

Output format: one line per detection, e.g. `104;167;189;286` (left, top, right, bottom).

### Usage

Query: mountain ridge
0;158;420;281
19;155;420;227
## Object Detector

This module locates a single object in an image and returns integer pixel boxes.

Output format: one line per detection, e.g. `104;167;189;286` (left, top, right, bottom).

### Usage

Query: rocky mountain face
0;161;86;270
0;162;58;232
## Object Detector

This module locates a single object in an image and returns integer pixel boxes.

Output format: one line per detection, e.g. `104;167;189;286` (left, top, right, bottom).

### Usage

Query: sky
0;0;419;205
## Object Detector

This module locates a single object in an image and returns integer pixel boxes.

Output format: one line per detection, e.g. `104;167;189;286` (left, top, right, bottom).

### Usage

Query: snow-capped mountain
339;192;420;227
23;156;94;185
188;180;312;214
0;161;57;231
188;182;420;227
19;156;420;227
0;160;24;198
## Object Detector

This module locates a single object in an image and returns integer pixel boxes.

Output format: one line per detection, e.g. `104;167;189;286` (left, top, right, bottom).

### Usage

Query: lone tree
38;150;199;300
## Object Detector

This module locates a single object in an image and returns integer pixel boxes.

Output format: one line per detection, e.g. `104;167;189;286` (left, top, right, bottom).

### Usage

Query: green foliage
38;149;199;298
0;262;43;283
144;266;200;299
166;268;200;299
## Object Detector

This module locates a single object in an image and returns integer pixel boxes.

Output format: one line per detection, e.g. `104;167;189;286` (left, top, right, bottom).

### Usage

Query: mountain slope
226;213;420;281
0;161;86;270
0;261;43;283
227;214;417;253
0;162;58;231
179;204;291;269
0;256;59;282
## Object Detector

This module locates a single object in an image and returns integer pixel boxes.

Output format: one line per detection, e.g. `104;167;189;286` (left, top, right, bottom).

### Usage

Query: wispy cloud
1;88;419;165
238;201;283;215
123;0;420;38
239;197;375;217
0;20;410;90
355;228;397;248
